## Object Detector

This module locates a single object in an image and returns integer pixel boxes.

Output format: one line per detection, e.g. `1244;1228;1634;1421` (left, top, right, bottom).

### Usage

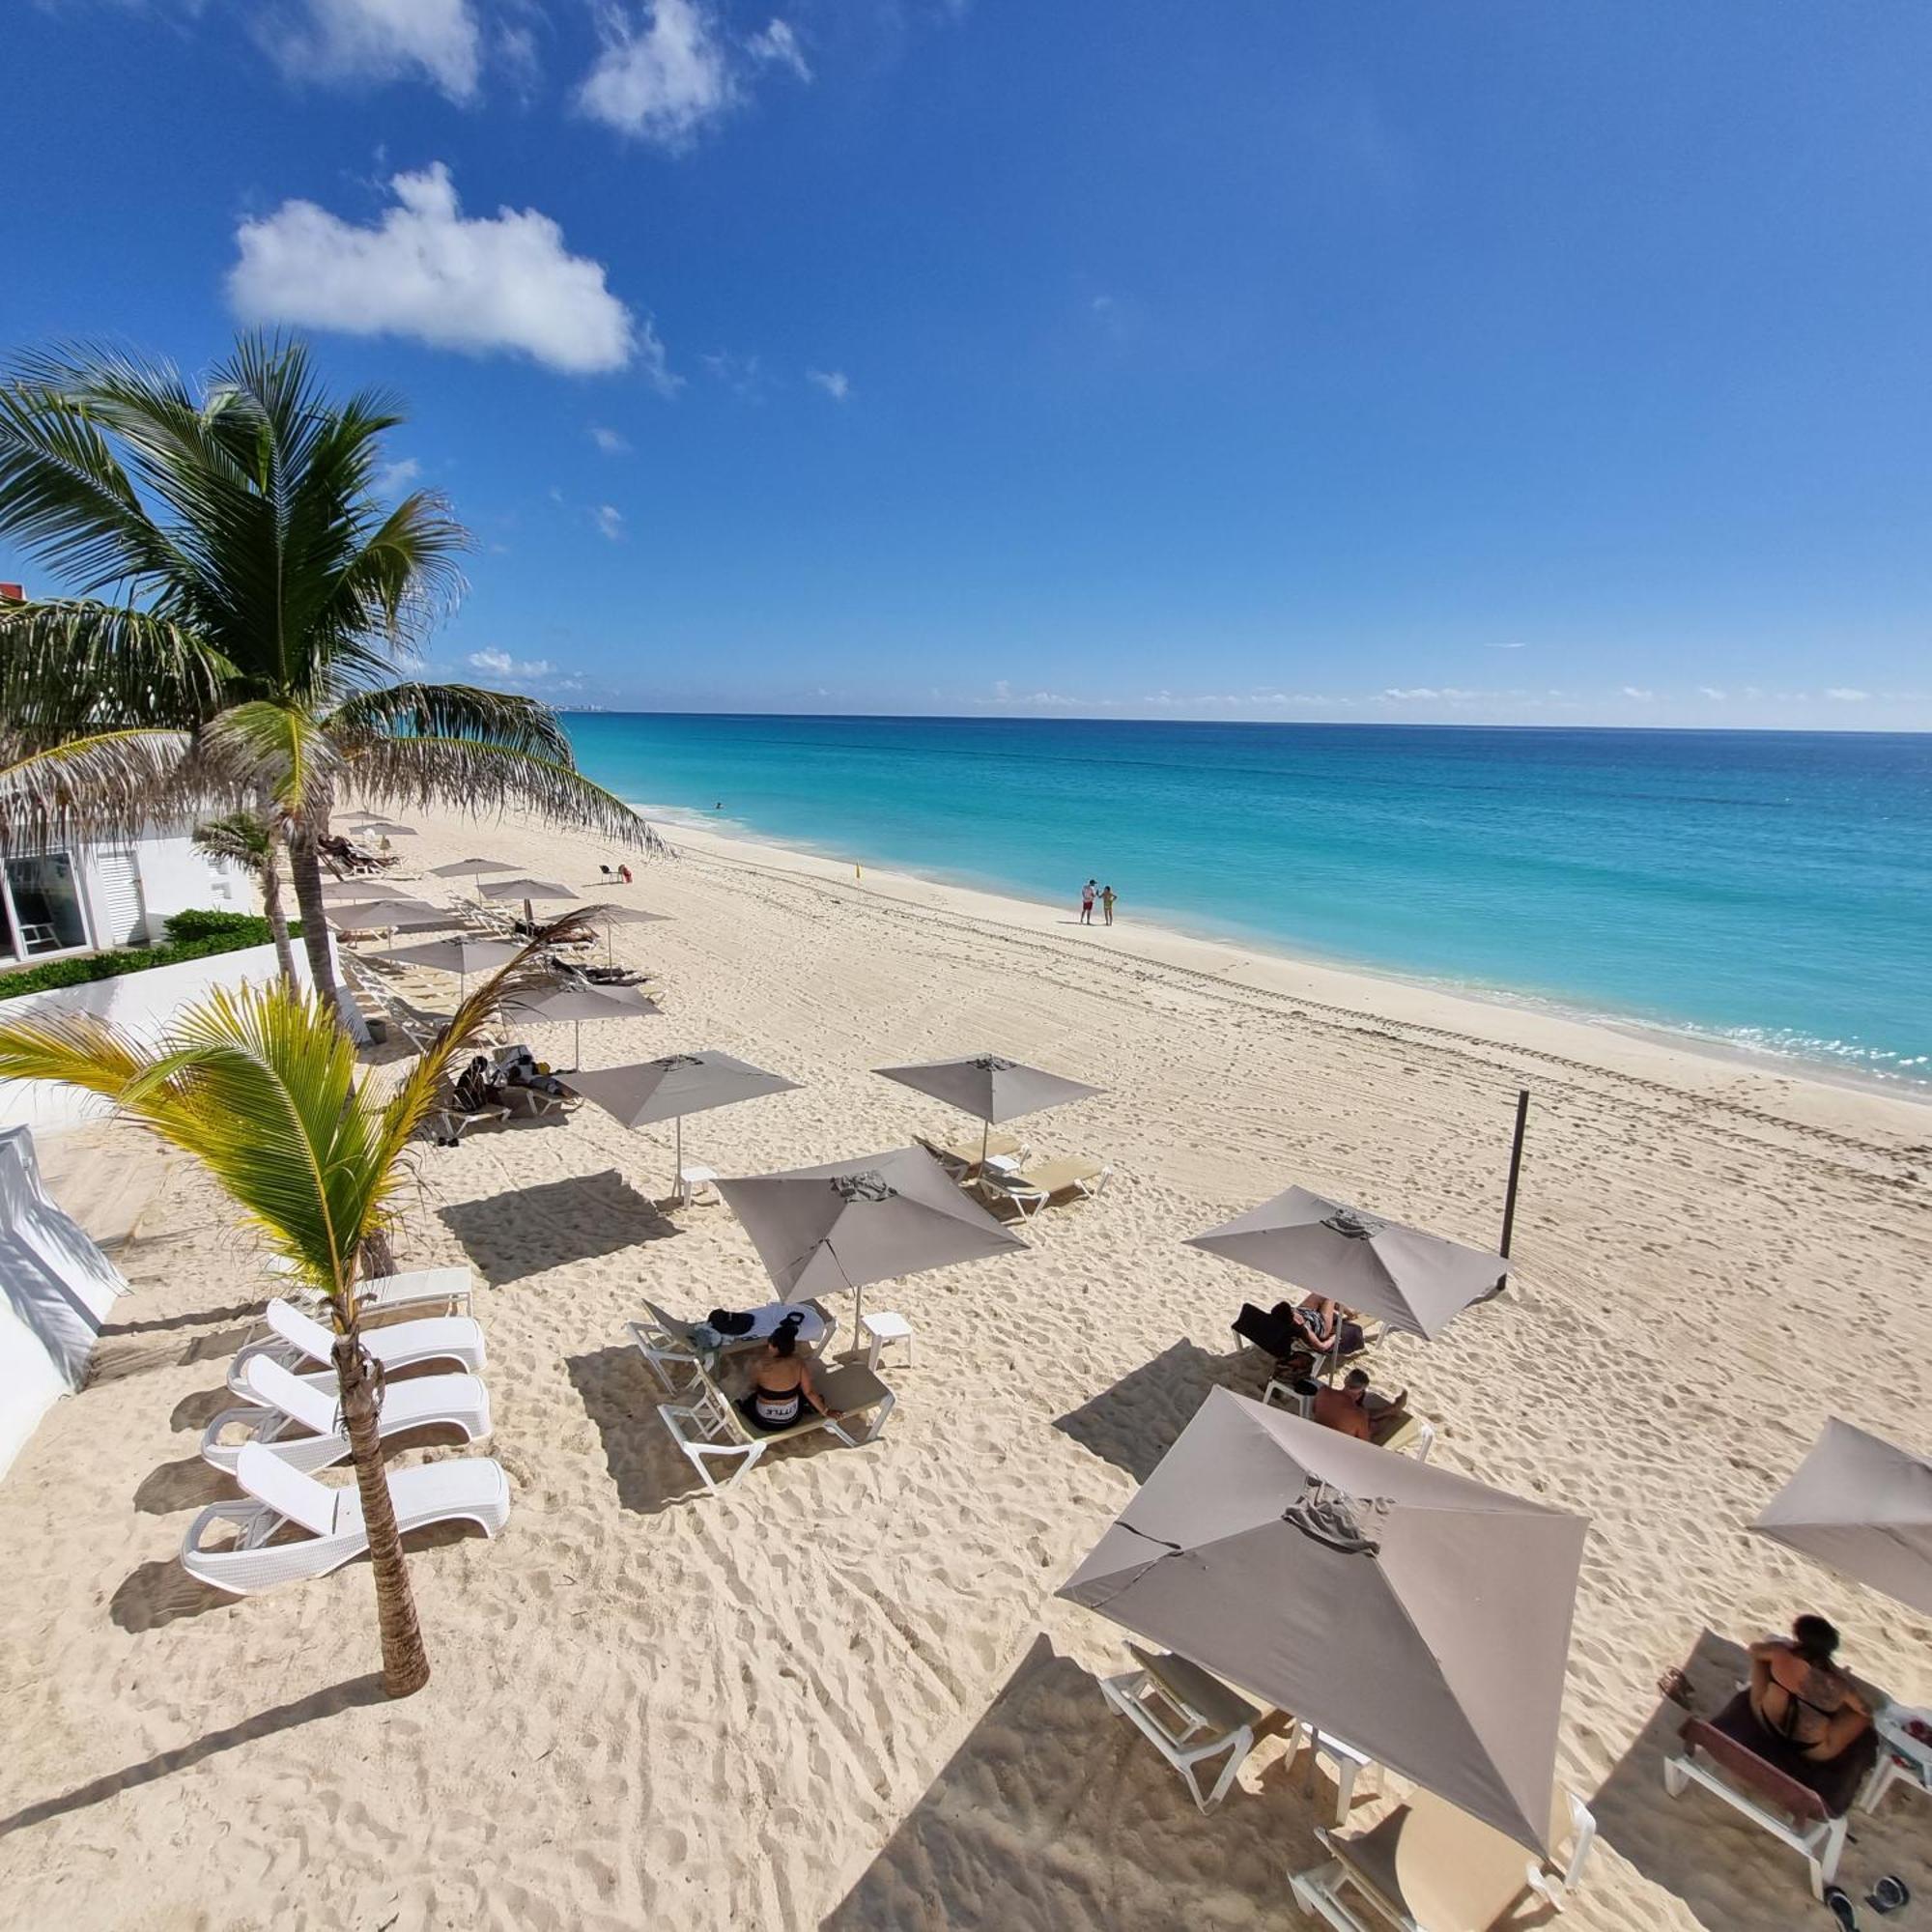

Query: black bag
707;1308;755;1336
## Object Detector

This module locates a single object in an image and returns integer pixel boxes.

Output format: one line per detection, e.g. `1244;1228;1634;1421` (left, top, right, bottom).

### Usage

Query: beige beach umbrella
321;877;414;902
430;857;522;898
323;896;452;939
384;934;523;999
717;1145;1025;1341
1751;1417;1932;1617
1186;1185;1507;1343
567;1050;800;1190
481;876;578;901
498;981;662;1069
354;820;415;838
597;902;672;966
875;1051;1102;1169
1059;1388;1586;1854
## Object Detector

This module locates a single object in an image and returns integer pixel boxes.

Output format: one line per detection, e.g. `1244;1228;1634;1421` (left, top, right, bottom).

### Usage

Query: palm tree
0;333;660;1011
192;810;297;984
0;941;557;1696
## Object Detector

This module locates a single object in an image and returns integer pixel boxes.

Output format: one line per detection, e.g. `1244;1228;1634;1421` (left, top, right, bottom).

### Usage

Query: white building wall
0;933;359;1134
75;833;250;946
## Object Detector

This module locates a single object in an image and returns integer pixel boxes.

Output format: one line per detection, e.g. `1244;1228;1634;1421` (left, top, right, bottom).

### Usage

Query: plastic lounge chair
200;1354;492;1475
181;1441;510;1596
267;1259;474;1322
1664;1713;1850;1899
916;1129;1030;1180
1101;1644;1300;1813
627;1302;834;1395
1291;1787;1597;1930
1260;1378;1435;1462
979;1154;1111;1220
654;1358;895;1495
229;1298;486;1395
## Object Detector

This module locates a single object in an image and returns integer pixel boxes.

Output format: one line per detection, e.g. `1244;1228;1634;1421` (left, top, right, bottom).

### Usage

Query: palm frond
200;699;344;819
326;682;574;760
0;597;237;743
191;810;277;867
0;351;200;596
0;726;221;852
347;736;668;852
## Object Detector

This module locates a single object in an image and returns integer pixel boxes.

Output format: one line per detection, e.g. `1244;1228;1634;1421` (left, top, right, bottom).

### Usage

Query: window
4;852;91;956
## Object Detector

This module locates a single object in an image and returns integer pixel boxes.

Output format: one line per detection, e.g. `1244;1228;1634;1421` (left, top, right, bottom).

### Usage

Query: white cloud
468;647;555;680
1621;686;1655;700
229;163;647;379
265;0;484;101
1826;686;1869;702
1698;686;1726;699
578;0;736;146
589;424;631;454
376;456;421;493
807;368;850;401
1484;639;1529;650
1382;687;1480;701
747;17;810;80
593;503;625;541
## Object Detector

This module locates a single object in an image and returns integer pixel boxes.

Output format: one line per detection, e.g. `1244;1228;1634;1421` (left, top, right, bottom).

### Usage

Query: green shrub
0;910;302;1002
162;908;273;944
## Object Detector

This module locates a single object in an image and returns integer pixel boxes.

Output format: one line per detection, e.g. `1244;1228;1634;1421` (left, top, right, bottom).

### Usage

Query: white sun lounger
266;1258;475;1321
200;1354;492;1474
648;1349;895;1496
228;1298;486;1395
1290;1787;1596;1931
181;1442;511;1596
1101;1644;1301;1813
978;1155;1112;1220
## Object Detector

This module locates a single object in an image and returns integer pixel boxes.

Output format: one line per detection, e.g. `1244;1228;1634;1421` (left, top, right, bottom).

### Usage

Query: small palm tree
193;810;297;984
0;333;660;1012
0;943;554;1696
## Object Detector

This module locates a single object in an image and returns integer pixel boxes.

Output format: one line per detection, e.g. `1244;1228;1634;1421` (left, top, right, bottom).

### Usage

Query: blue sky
5;0;1930;727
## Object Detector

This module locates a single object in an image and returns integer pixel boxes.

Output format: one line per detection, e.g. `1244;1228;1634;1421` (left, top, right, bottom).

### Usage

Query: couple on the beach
1080;879;1117;926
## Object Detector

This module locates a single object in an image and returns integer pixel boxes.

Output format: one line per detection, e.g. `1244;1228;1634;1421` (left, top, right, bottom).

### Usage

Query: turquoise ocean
562;715;1932;1090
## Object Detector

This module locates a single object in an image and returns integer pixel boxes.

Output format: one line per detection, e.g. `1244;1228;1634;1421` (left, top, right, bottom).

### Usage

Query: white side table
1864;1704;1932;1813
861;1310;914;1371
677;1164;720;1207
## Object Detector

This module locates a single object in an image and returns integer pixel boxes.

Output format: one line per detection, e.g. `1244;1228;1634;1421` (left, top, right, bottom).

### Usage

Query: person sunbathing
1292;1294;1366;1361
1311;1369;1412;1444
739;1313;830;1434
1747;1615;1871;1763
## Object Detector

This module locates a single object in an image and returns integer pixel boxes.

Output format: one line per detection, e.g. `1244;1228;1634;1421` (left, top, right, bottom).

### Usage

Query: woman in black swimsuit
1748;1615;1871;1763
740;1314;830;1434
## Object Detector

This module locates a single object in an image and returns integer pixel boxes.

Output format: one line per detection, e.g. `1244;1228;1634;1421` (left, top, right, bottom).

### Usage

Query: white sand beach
1;805;1928;1932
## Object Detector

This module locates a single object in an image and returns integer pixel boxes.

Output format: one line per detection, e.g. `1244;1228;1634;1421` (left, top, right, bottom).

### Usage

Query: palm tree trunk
260;856;298;987
286;824;341;1015
332;1330;432;1698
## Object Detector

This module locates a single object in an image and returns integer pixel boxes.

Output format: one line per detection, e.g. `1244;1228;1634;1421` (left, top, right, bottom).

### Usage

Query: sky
4;1;1931;728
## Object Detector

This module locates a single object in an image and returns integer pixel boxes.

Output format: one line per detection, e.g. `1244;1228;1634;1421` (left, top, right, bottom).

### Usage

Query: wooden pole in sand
1496;1088;1530;1292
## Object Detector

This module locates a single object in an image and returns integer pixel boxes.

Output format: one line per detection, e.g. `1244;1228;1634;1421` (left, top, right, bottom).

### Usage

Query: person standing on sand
1100;885;1117;926
1081;879;1096;924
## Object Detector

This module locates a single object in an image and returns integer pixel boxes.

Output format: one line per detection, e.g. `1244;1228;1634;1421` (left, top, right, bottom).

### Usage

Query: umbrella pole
574;1017;582;1068
673;1113;683;1196
980;1117;990;1170
607;924;614;967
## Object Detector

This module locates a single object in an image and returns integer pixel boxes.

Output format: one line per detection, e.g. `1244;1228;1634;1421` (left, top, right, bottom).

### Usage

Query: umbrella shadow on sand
1050;1336;1270;1483
439;1169;676;1286
819;1633;1329;1930
1589;1628;1932;1930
